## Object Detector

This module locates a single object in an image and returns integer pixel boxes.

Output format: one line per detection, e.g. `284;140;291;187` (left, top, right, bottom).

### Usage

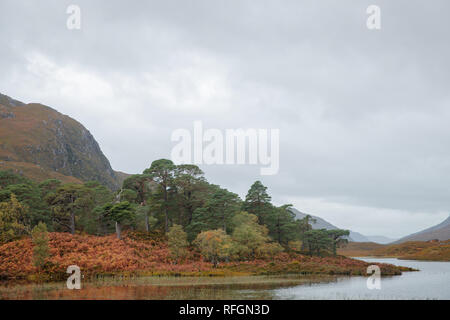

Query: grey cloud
1;0;449;236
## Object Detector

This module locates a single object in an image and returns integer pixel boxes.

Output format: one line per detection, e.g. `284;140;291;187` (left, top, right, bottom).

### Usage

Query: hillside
0;232;411;281
348;231;370;242
290;208;340;230
372;240;450;261
393;241;450;261
337;242;385;257
394;216;450;243
338;240;450;261
290;208;357;241
366;235;397;244
289;208;395;244
0;93;122;190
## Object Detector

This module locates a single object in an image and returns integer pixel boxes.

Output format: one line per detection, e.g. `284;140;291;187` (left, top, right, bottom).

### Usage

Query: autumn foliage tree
256;242;284;259
194;229;233;267
168;224;189;262
0;193;30;243
31;222;50;270
231;212;283;260
231;212;269;259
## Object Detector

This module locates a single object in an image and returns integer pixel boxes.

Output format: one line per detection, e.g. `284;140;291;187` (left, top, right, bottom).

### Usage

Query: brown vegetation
0;232;412;282
338;240;450;261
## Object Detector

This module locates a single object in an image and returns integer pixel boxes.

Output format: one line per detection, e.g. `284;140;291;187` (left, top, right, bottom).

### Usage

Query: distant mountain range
393;215;450;243
289;208;397;244
0;93;126;190
364;235;398;244
290;207;450;244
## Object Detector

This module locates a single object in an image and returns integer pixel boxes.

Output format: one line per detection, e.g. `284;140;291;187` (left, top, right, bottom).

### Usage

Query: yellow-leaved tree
31;222;50;271
0;193;30;243
194;229;233;267
168;224;189;263
231;211;283;260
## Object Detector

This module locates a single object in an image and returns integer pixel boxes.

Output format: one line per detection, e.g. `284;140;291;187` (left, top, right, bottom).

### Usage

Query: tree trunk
70;211;75;235
145;214;149;232
164;186;169;233
164;212;169;233
115;221;122;239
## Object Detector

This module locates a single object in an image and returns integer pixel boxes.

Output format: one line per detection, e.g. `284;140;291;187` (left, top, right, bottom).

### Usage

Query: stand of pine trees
0;159;349;265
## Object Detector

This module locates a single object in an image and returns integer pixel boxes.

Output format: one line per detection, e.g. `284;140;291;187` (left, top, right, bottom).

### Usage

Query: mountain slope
290;208;340;230
347;231;370;242
0;93;121;190
290;208;356;241
337;240;450;261
366;235;397;244
289;208;395;244
394;216;450;243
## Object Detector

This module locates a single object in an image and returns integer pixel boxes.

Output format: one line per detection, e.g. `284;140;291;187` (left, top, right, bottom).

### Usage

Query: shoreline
1;233;414;283
347;255;449;262
0;260;417;286
0;273;386;300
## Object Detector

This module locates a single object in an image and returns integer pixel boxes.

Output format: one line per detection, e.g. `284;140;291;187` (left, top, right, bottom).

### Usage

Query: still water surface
273;258;450;300
0;258;448;299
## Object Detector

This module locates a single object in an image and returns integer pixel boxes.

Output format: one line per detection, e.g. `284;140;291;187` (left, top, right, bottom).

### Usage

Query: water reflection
273;258;450;300
0;275;334;300
1;258;448;300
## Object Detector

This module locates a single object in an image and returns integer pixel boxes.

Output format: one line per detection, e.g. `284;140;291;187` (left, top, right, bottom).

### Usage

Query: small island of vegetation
0;160;412;282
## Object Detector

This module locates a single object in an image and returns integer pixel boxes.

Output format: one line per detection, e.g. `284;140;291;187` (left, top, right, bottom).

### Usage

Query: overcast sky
1;0;449;238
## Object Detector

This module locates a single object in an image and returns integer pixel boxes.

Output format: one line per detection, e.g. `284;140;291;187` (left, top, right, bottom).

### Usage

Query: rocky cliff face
0;93;121;190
